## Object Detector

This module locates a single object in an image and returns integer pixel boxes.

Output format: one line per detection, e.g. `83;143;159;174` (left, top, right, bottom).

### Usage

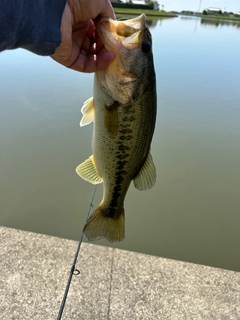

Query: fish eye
142;42;151;54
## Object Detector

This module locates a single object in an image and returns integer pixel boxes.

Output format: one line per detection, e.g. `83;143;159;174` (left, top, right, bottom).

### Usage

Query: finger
71;0;116;22
99;0;116;20
70;50;115;73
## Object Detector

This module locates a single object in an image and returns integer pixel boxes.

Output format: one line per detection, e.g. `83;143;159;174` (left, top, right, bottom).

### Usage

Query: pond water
0;16;240;271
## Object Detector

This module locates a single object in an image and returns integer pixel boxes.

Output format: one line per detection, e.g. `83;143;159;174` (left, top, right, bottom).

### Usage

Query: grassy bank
197;14;240;21
114;8;177;18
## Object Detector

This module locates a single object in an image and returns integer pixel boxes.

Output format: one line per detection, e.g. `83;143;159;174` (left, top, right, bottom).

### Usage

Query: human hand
51;0;116;73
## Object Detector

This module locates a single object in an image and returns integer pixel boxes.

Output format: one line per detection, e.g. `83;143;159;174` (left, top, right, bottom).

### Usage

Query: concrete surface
0;226;239;320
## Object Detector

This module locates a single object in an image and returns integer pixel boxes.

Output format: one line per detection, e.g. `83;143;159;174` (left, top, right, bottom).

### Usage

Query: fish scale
76;14;157;242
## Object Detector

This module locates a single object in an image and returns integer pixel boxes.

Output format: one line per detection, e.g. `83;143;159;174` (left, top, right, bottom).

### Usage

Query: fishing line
57;185;98;320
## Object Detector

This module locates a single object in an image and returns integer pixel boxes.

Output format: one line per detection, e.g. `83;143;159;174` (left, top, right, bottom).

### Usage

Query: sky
161;0;240;12
126;1;240;13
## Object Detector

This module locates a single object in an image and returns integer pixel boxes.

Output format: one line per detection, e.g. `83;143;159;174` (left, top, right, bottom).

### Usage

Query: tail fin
83;205;125;242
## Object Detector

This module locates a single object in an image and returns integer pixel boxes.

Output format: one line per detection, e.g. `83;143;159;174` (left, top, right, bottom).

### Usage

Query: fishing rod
57;185;98;320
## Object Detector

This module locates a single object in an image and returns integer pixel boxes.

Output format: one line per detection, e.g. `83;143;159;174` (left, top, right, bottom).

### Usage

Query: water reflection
180;15;240;32
1;17;240;271
146;18;159;28
201;18;240;29
180;16;199;20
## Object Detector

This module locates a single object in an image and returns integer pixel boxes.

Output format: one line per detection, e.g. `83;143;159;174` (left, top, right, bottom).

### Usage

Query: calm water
0;16;240;271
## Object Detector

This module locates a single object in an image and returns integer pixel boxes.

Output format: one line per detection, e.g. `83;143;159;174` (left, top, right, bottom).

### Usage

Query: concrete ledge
0;226;239;319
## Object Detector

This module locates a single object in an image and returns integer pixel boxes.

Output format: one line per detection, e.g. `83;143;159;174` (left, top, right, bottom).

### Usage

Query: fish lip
116;13;146;29
95;14;151;105
96;13;146;27
96;14;146;33
95;14;147;50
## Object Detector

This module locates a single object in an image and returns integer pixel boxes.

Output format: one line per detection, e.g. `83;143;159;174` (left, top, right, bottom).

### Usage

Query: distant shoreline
113;8;177;18
180;13;240;22
113;7;240;22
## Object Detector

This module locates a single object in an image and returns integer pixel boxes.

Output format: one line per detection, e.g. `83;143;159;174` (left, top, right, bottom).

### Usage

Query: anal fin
76;155;102;184
133;152;156;191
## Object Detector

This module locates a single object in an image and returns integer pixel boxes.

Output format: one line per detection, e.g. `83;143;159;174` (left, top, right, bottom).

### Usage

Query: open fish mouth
96;14;147;51
76;14;156;242
95;14;152;104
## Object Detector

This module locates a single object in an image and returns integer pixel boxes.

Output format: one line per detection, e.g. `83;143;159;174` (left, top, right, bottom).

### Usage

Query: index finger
99;0;116;20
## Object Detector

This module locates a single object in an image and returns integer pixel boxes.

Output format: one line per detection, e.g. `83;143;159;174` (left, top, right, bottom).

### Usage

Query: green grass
113;7;240;21
199;14;240;21
114;8;177;17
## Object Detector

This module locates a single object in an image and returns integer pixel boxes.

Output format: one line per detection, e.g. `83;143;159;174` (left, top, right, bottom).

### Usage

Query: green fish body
76;14;157;242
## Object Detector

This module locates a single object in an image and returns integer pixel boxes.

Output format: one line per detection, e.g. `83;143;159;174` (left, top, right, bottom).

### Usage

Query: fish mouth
95;14;149;104
95;14;146;52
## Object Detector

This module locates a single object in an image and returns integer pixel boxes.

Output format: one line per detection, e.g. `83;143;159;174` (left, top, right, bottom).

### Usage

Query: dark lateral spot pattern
106;111;135;218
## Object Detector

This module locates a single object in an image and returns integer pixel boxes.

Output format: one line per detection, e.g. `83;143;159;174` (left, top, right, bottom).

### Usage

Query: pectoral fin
104;102;119;137
80;97;95;127
133;152;156;190
76;155;102;184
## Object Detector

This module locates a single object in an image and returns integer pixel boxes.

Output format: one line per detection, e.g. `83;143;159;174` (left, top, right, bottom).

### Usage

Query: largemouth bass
76;14;157;242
